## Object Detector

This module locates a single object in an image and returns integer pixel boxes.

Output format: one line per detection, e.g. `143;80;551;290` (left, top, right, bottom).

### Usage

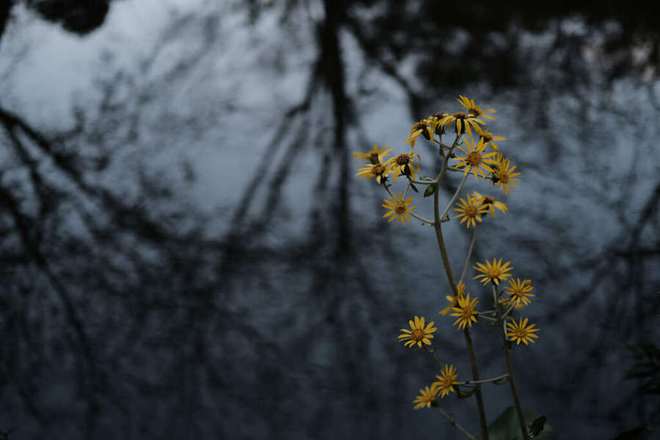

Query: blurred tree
1;0;112;42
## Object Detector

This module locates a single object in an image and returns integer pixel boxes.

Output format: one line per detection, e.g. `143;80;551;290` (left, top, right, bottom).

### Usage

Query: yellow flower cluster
454;191;507;228
354;96;520;231
354;144;420;186
355;96;544;419
412;364;460;409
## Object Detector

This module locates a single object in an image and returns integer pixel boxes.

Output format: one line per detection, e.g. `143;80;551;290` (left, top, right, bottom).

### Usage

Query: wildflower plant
354;96;550;439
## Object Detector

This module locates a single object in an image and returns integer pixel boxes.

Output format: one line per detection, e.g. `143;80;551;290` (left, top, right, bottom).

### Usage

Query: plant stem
458;373;509;386
437;407;478;440
408;178;437;185
440;171;469;220
460;230;477;283
493;287;529;440
432;135;489;440
463;329;490;440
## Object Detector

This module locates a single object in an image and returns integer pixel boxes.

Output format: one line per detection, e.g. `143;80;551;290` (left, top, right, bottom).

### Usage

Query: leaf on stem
487;407;554;440
424;182;437;197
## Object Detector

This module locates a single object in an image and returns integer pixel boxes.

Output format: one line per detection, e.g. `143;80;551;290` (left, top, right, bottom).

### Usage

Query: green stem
440;171;469;220
463;329;490;440
432;135;489;440
460;230;477;283
437;407;478;440
493;287;529;439
458;373;509;386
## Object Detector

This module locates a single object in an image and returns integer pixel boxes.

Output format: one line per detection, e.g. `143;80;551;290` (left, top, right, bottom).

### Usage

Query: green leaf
487;406;554;440
456;386;478;399
424;183;437;197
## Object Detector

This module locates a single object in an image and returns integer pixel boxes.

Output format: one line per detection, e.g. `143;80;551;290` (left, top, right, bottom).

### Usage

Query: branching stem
493;286;529;439
432;134;489;440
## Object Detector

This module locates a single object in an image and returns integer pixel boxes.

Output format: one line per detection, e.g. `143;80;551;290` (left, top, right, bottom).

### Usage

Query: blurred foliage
627;343;660;395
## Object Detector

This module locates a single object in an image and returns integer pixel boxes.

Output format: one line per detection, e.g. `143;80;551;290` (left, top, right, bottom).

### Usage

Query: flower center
396;155;410;165
465;205;478;217
466;152;481;166
498;172;509;184
395;205;407;215
369;152;380;164
412;329;424;340
372;164;385;175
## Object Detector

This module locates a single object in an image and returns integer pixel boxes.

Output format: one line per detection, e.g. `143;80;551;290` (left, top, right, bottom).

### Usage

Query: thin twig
460;230;477;283
440;171;469;220
458;373;509;386
436;407;478;440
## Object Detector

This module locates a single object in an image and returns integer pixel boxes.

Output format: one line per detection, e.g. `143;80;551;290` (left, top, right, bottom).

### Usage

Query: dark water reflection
0;1;659;438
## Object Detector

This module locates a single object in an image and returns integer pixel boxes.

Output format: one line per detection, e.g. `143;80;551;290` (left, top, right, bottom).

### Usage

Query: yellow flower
406;116;441;147
439;281;466;316
413;385;439;409
453;136;497;177
357;162;392;184
506;317;539;345
438;110;485;137
352;144;392;164
454;194;488;228
433;364;459;398
474;258;513;286
470;191;508;217
503;278;535;309
398;316;437;348
383;193;415;224
476;126;506;151
450;294;479;330
457;95;496;121
491;153;520;194
386;151;420;181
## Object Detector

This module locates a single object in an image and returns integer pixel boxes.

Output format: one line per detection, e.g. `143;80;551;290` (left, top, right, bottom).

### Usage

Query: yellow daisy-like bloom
352;144;392;164
383;193;415;224
413;385;439;409
506;317;539;345
454;194;488;228
470;191;508;217
406;116;441;147
438;112;483;137
357;162;392;185
398;316;437;348
503;278;535;309
457;95;496;121
386;151;420;181
433;364;459;398
453;136;497;177
439;281;466;316
474;258;513;286
450;294;479;330
491;153;521;194
476;126;506;151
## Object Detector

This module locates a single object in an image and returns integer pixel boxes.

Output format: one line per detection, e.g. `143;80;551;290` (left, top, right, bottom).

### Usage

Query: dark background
0;1;659;438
